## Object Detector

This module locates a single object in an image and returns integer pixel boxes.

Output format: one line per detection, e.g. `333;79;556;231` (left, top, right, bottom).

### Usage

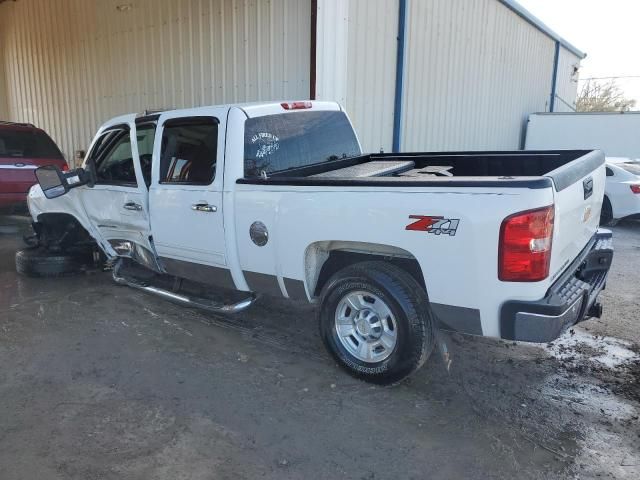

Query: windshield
243;110;361;177
0;129;64;159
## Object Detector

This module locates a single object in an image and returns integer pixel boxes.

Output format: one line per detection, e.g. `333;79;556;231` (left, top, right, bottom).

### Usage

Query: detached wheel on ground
15;247;92;277
318;261;435;385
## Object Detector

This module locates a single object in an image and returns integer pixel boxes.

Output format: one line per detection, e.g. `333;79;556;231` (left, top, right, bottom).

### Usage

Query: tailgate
547;151;605;281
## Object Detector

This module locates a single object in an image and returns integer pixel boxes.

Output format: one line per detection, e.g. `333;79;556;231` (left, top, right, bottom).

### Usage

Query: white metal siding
315;0;349;107
0;42;8;120
345;0;398;153
0;0;310;164
554;46;581;112
315;0;398;153
401;0;556;151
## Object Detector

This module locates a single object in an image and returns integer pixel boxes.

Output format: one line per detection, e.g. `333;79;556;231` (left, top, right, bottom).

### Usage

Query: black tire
318;261;435;385
15;247;91;278
600;196;617;226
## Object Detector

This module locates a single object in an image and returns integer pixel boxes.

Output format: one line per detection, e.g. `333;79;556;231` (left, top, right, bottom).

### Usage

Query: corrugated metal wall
401;0;556;151
0;0;311;164
2;0;582;158
315;0;398;153
0;49;8;120
315;0;349;107
345;0;398;153
554;46;581;112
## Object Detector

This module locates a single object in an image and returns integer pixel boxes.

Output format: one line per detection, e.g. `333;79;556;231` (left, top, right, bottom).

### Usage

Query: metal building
0;0;584;164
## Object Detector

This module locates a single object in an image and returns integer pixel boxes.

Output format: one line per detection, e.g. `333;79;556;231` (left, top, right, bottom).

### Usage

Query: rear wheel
600;196;618;226
15;247;92;277
318;261;434;385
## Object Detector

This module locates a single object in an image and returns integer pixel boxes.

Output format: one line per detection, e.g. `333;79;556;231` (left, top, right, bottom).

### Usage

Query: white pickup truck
20;101;613;384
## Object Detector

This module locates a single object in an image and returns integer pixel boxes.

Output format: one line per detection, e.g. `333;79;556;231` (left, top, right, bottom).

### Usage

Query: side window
159;117;218;185
85;130;118;169
135;123;157;187
606;167;614;177
94;131;137;186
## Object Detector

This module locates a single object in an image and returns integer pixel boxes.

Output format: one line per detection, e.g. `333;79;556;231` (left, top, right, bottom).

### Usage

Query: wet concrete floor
0;215;638;479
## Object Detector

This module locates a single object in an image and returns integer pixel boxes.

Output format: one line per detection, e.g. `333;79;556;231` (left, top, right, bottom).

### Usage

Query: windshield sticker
251;132;280;159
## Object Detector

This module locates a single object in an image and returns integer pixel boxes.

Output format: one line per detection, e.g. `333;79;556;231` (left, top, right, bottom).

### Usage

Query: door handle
123;202;143;211
192;202;217;213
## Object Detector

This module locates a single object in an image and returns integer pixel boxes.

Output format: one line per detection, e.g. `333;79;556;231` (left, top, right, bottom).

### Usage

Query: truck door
80;120;154;256
148;113;232;288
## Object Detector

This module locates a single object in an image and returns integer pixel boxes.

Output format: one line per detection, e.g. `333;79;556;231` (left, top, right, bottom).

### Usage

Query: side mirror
34;165;91;199
35;165;69;199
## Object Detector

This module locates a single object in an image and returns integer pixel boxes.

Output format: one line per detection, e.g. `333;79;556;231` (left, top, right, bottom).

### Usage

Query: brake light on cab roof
281;101;312;110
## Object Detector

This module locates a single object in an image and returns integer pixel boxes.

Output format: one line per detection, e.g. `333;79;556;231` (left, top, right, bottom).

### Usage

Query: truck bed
239;150;602;191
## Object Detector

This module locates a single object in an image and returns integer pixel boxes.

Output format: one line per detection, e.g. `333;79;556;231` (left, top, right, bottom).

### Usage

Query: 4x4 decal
405;215;460;236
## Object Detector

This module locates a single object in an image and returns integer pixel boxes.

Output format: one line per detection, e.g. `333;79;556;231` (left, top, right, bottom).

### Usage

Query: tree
576;79;637;112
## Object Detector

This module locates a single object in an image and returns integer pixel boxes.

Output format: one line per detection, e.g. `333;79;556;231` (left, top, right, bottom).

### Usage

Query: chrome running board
112;261;256;314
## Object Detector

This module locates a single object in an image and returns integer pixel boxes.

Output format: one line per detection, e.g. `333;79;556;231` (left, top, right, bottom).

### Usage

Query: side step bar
112;262;256;314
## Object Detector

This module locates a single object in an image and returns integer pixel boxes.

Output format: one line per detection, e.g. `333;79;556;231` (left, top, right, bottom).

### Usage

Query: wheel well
35;213;94;250
310;245;426;298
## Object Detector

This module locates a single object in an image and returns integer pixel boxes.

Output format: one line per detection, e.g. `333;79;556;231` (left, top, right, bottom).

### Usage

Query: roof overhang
499;0;586;59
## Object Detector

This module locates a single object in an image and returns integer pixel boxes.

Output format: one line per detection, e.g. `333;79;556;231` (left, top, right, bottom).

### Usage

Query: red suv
0;121;68;209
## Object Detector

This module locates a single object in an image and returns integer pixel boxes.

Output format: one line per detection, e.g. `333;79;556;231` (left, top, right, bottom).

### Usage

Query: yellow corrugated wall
0;0;311;164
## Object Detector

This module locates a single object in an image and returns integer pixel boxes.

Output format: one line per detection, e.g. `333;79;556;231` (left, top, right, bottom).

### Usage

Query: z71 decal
405;215;460;236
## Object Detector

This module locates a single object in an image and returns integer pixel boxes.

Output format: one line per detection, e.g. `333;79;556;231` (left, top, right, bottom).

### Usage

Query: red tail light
61;163;69;172
499;206;554;282
630;184;640;194
281;101;312;110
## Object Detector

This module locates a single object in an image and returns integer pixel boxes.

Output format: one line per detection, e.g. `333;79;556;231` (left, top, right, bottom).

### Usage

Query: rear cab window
0;129;64;159
243;110;361;178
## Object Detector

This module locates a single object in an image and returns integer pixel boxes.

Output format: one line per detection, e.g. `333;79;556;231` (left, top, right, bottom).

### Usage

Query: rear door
148;110;230;286
80;120;154;253
548;153;605;280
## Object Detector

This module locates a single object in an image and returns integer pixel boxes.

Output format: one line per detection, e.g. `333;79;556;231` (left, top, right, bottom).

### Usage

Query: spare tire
15;248;92;278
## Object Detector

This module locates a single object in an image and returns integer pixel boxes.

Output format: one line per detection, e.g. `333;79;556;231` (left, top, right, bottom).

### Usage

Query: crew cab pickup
22;101;613;384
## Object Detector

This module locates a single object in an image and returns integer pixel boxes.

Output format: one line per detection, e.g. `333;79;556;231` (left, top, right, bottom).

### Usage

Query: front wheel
15;247;93;277
318;261;434;385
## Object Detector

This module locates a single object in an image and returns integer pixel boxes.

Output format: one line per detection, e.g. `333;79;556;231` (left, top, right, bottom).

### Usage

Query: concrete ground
0;214;638;480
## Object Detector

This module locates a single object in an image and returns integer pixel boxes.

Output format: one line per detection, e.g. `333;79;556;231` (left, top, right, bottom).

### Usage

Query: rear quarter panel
233;184;555;337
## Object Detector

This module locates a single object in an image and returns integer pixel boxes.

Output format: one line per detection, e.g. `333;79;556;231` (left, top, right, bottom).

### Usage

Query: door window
94;131;137;186
136;123;157;187
159;117;218;185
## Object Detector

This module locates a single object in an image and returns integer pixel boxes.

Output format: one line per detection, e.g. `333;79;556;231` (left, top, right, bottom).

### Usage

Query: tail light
61;164;69;172
281;101;312;110
499;206;554;282
630;184;640;194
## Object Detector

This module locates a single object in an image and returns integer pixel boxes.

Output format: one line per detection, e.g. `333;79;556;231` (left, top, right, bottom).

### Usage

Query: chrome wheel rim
334;290;397;363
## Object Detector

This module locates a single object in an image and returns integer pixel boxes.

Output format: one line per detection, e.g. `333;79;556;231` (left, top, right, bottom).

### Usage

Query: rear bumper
500;229;613;343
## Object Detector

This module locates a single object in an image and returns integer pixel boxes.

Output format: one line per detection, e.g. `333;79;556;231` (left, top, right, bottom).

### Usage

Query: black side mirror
35;165;91;199
35;165;69;199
